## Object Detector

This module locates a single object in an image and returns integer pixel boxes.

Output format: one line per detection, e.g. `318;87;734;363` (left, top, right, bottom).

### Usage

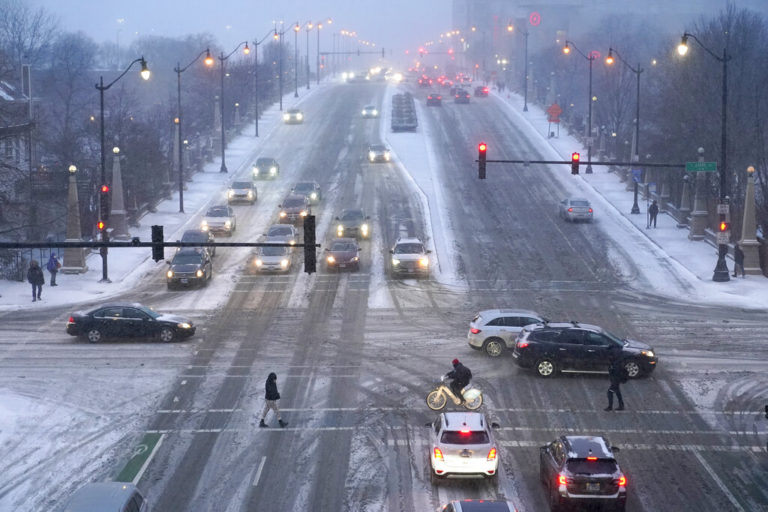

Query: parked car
467;309;545;357
66;302;195;343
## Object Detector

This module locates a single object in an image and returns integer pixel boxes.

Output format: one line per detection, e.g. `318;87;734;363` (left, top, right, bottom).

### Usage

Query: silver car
467;309;545;357
283;108;304;124
201;205;236;236
428;412;500;485
367;144;391;163
61;482;150;512
390;237;430;277
266;224;298;249
227;181;257;204
559;197;593;222
361;105;379;118
250;238;292;273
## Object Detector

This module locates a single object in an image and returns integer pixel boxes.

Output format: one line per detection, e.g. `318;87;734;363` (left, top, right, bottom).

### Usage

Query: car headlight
224;220;231;228
352;256;359;262
196;269;204;277
361;109;367;116
166;270;174;278
361;224;369;234
279;211;287;218
310;192;317;199
384;152;390;161
200;221;208;230
177;322;191;329
255;258;263;267
419;257;429;267
283;114;290;121
289;240;296;245
327;255;336;264
392;258;400;265
253;166;260;175
227;190;234;198
247;191;253;198
270;166;277;174
337;225;344;235
368;151;375;160
642;350;655;358
280;259;289;268
296;113;303;120
300;210;308;217
372;109;378;116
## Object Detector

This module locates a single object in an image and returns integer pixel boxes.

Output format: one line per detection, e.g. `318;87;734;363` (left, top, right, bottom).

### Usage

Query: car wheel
483;338;505;357
430;469;442;486
486;472;499;486
464;394;483;410
86;328;102;343
535;358;557;378
623;359;643;379
426;390;447;411
158;326;175;343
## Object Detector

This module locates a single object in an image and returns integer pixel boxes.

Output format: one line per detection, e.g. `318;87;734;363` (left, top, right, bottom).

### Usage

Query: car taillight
618;475;627;487
587;456;597;461
517;340;529;349
558;473;568;485
588;208;593;213
470;328;481;334
67;316;75;323
487;447;497;461
433;447;444;460
568;207;574;212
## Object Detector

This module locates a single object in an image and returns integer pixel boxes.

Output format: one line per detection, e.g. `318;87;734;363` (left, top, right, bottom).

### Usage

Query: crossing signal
303;215;316;274
478;142;487;179
99;183;111;220
97;220;106;232
718;220;730;232
571;152;580;175
151;225;164;262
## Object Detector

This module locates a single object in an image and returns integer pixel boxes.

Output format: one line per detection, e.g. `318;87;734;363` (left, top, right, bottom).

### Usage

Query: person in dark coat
733;244;745;278
46;253;60;286
446;358;472;403
259;372;287;428
27;260;45;302
648;200;659;228
604;350;627;411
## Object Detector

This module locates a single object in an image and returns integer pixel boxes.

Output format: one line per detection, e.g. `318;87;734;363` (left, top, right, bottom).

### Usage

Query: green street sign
686;161;717;172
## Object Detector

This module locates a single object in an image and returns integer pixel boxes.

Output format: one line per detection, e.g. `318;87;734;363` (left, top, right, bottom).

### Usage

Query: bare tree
0;0;58;79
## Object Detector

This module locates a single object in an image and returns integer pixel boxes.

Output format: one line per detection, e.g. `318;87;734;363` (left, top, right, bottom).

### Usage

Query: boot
604;406;613;411
259;419;268;428
616;404;625;411
278;419;288;428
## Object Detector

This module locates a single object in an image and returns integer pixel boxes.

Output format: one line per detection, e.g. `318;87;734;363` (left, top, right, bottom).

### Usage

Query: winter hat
268;372;277;380
452;359;459;366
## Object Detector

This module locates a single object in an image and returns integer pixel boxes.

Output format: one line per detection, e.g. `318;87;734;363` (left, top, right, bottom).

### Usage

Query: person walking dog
604;351;627;411
259;372;288;428
46;253;60;286
27;260;45;302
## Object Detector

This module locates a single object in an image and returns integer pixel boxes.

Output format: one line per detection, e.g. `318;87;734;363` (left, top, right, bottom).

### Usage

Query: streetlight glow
563;44;571;55
605;50;615;65
140;58;151;80
204;50;214;66
677;36;689;56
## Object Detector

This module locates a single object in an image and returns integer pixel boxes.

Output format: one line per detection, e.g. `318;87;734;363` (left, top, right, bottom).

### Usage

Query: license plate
585;482;600;491
181;278;189;284
339;264;346;268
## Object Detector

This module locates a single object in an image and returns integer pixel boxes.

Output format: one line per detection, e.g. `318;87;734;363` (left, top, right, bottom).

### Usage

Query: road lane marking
115;433;164;484
251;456;267;487
693;451;746;512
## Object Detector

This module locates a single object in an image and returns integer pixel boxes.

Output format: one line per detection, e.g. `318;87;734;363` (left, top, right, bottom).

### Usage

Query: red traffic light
97;220;106;231
719;221;730;232
571;152;580;162
478;142;487;152
100;184;110;193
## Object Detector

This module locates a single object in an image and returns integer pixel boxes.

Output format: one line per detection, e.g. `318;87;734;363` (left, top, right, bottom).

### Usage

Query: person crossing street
259;372;288;428
605;351;627;411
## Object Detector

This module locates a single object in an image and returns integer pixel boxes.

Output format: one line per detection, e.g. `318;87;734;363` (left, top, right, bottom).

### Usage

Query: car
512;321;658;378
250;238;292;273
61;482;150;512
179;229;216;257
66;302;196;343
252;157;280;179
325;237;361;271
474;85;489;97
540;435;627;512
454;89;471;104
390;236;430;277
367;144;391;163
335;208;370;239
559;197;594;222
166;247;212;289
291;181;322;204
418;75;433;87
283;108;304;124
439;500;519;512
278;194;311;224
265;224;298;248
426;92;442;106
428;412;500;485
468;309;546;357
361;105;379;118
201;205;236;236
227;180;257;205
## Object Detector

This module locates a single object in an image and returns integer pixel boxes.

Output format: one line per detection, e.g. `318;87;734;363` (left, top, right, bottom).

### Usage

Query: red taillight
487;447;497;460
67;316;75;323
558;473;568;485
455;94;459;98
618;475;627;487
588;208;593;213
587;456;597;461
568;207;574;212
460;429;470;435
517;340;529;348
483;87;489;93
437;96;441;99
470;327;481;334
433;447;444;460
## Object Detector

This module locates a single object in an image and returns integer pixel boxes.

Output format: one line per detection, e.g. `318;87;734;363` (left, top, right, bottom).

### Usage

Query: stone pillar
61;165;87;274
689;147;708;241
109;146;130;240
677;174;691;227
739;166;762;275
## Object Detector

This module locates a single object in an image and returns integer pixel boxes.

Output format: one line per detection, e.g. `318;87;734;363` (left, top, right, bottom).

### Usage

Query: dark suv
512;321;657;378
166;248;212;289
540;435;627;512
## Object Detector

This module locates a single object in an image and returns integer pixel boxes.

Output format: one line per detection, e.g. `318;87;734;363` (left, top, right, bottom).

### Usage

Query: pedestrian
46;253;60;286
259;372;288;428
27;260;45;302
648;200;659;228
733;243;745;278
604;350;627;411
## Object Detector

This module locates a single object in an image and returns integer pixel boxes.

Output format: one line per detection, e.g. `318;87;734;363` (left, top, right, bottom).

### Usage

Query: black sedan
325;238;361;271
66;302;196;343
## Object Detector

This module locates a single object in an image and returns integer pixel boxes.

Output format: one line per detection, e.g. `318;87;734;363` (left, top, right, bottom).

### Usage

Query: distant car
66;302;195;343
428;412;500;485
325;237;361;271
166;248;212;289
439;500;518;512
468;309;545;357
201;205;236;236
335;208;370;239
361;105;379;118
180;229;216;257
291;181;322;204
390;236;430;277
253;157;280;179
279;194;311;224
250;238;292;273
474;85;489;97
266;224;298;248
559;198;593;222
227;180;257;205
418;75;433;87
367;144;391;163
60;482;150;512
426;92;443;106
540;435;627;512
454;89;470;104
283;108;304;124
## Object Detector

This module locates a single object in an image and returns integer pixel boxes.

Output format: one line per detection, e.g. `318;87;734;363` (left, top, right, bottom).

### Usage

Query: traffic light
99;184;111;220
151;225;164;262
571;152;580;175
303;215;316;274
765;404;768;419
97;220;106;232
478;142;487;179
718;219;730;232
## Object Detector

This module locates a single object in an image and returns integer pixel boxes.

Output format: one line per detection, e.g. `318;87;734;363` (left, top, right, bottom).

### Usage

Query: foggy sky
31;0;451;56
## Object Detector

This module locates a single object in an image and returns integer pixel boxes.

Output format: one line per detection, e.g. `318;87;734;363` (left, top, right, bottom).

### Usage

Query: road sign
716;231;730;245
685;161;717;172
717;204;729;214
632;169;642;182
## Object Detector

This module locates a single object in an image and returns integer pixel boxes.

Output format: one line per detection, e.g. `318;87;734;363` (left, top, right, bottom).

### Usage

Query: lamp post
563;41;595;173
174;49;214;212
218;41;250;173
506;22;530;112
253;29;278;137
306;22;312;90
606;48;643;214
316;19;331;85
293;22;300;98
677;33;731;282
95;56;150;283
276;23;285;111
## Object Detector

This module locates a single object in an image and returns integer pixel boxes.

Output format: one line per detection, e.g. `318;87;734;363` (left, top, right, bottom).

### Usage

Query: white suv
468;309;545;357
390;237;430;276
428;412;500;485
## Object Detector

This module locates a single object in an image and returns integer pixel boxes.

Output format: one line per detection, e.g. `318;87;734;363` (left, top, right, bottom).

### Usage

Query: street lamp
677;32;732;282
293;22;300;98
94;56;150;282
606;47;644;214
174;49;214;212
253;29;278;137
316;18;332;85
218;41;250;173
563;40;595;173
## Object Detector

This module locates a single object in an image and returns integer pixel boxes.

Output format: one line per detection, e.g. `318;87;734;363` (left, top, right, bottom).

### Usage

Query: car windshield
256;159;275;166
570;200;590;207
181;232;207;243
566;458;618;475
440;430;490;444
293;184;313;193
283;198;305;208
331;242;357;252
341;211;364;221
394;243;424;254
370;145;387;152
232;182;251;189
172;253;203;265
206;207;230;217
262;245;288;256
268;226;293;236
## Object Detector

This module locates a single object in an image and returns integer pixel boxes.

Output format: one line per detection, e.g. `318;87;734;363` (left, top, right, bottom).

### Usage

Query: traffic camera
478;142;487;179
571;152;580;175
